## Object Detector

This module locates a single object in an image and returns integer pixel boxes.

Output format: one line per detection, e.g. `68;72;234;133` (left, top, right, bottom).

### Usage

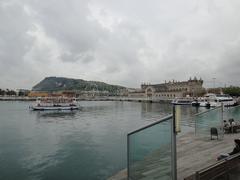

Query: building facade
128;77;205;99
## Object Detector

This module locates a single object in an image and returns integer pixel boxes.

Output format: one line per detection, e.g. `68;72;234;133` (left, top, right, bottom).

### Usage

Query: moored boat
171;98;192;105
30;97;79;111
191;100;200;107
196;98;211;108
205;93;237;107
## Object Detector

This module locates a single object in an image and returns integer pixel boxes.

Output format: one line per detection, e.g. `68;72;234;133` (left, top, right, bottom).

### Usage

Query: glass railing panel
223;105;240;133
224;105;240;123
128;116;173;180
194;107;223;139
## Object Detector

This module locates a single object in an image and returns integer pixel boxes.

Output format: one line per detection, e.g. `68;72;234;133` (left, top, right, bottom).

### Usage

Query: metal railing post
127;134;130;180
195;111;197;136
172;105;177;180
221;103;224;140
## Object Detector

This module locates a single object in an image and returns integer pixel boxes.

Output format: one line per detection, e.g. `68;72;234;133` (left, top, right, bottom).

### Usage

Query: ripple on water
0;101;205;180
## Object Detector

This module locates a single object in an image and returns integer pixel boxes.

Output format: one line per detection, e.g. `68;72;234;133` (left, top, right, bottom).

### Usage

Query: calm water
0;101;204;180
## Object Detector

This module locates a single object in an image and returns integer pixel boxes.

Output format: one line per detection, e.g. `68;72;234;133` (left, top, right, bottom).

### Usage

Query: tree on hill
32;77;126;94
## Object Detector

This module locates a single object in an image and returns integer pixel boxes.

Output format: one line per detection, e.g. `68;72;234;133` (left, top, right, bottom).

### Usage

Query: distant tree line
223;86;240;96
203;86;240;97
207;88;222;94
0;89;17;96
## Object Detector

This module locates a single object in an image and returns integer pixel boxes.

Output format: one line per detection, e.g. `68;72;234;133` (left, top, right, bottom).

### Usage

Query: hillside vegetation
32;77;126;94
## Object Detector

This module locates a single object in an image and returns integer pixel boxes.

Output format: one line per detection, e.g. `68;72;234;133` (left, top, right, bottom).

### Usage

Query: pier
108;131;240;180
0;96;36;101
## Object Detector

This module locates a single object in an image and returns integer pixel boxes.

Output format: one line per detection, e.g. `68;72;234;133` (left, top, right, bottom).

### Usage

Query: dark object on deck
184;153;240;180
229;139;240;156
229;118;234;124
210;127;218;140
224;125;240;134
206;102;211;109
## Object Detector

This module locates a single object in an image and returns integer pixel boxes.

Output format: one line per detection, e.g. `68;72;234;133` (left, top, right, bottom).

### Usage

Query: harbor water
0;101;205;180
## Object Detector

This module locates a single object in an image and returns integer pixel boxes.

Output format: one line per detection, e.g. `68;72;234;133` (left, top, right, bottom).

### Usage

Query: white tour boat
30;97;79;111
205;93;236;107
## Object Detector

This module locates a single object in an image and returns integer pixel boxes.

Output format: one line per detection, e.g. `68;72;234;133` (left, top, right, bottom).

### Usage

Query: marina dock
108;131;240;180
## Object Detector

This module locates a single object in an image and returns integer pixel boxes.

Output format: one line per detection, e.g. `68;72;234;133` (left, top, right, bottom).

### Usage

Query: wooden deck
108;131;240;180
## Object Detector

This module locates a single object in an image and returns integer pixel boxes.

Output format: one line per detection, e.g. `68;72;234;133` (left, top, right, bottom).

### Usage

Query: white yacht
199;99;211;108
194;98;211;108
30;97;79;111
205;93;236;107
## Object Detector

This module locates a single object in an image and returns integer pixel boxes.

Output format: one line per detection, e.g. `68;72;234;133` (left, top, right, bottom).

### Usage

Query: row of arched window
169;88;188;91
155;94;176;97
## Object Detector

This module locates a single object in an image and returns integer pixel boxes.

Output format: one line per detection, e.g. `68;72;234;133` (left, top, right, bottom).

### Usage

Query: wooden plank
177;132;240;180
108;131;240;180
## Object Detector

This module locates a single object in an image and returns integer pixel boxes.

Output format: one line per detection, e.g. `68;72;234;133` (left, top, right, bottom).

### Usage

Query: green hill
32;77;126;94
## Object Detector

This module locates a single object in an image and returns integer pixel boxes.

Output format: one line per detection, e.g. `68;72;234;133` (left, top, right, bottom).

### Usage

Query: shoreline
0;96;172;103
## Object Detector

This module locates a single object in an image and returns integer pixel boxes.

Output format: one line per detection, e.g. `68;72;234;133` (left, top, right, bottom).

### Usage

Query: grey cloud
1;0;240;89
215;42;240;86
60;51;95;63
27;0;107;60
0;1;36;88
0;2;32;65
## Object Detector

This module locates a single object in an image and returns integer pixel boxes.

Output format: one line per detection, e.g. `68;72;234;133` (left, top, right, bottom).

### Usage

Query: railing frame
172;105;177;180
194;106;223;138
127;112;177;180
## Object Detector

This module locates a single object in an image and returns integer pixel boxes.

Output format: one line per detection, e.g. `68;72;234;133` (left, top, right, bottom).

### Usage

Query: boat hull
172;102;192;105
198;101;210;108
171;98;192;105
191;102;200;107
31;106;79;111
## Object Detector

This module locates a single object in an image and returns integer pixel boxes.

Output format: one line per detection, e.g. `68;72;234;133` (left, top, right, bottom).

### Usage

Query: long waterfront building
128;77;205;99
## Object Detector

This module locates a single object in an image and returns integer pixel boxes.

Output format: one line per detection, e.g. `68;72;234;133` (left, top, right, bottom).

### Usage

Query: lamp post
213;78;216;89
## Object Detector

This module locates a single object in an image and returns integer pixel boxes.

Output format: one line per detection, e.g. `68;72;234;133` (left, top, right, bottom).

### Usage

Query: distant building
28;91;49;97
75;90;109;97
28;91;76;97
16;89;30;96
128;77;205;99
127;88;145;98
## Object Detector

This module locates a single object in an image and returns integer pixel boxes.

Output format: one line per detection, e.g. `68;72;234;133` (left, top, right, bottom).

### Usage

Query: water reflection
141;102;172;123
33;110;78;121
0;101;210;180
141;102;153;113
30;110;79;123
141;102;172;114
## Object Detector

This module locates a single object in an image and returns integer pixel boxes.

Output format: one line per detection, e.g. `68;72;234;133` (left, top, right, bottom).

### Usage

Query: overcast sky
1;0;240;89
